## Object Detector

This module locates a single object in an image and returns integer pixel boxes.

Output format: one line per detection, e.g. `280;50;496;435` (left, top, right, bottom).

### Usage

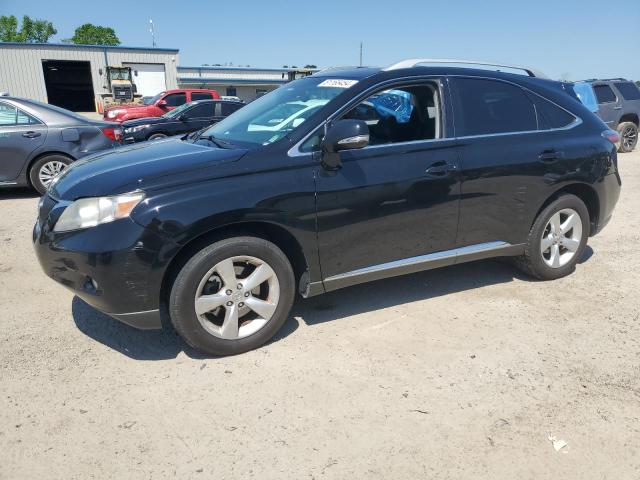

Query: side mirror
321;119;369;169
157;100;167;108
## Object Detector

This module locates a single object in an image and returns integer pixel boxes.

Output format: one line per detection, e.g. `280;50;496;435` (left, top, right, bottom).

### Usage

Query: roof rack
384;58;548;79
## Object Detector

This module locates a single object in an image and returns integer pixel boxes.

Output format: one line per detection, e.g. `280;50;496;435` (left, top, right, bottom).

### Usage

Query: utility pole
359;42;363;67
149;19;156;48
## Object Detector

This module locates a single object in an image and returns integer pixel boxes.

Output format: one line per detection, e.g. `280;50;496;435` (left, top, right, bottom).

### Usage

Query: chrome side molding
323;241;524;292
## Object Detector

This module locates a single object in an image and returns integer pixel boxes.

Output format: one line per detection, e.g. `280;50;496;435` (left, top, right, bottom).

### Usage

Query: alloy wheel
194;255;280;339
621;125;638;151
540;208;582;268
38;161;67;188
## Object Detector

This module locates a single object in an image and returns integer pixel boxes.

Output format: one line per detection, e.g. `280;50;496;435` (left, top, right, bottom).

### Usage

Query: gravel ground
1;151;638;479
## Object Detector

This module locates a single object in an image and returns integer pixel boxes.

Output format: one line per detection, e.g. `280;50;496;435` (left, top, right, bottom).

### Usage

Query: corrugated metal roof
0;41;179;53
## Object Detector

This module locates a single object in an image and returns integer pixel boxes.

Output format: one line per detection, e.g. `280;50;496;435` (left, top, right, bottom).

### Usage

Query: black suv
121;99;245;144
34;60;621;356
589;79;640;152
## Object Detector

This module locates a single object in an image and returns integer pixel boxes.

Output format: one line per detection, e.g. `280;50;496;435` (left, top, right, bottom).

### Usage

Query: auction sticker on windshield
318;79;359;88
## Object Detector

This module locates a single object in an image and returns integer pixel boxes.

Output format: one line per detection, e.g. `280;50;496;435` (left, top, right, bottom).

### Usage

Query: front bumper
33;195;176;330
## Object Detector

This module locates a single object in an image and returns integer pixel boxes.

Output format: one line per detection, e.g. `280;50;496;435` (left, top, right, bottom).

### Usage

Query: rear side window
164;93;187;106
530;95;576;129
451;78;536;136
0;102;17;125
191;92;213;101
594;85;617;104
614;82;640;101
17;109;40;125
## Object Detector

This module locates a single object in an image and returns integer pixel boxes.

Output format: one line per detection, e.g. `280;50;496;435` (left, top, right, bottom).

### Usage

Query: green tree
71;23;120;46
304;64;317;69
636;80;640;88
0;15;56;43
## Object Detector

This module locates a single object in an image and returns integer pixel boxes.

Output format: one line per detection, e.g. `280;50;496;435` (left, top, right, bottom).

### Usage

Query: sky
2;0;639;81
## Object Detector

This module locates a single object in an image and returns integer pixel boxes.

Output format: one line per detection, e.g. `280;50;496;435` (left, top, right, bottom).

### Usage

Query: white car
248;99;327;132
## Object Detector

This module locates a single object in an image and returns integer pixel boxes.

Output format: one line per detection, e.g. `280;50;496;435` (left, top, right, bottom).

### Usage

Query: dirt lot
1;151;639;480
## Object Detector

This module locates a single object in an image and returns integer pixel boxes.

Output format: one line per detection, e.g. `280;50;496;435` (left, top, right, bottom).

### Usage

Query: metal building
0;42;180;112
178;66;315;102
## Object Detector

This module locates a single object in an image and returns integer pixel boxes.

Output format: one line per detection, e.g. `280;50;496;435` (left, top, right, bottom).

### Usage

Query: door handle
425;162;457;177
22;131;41;138
613;106;622;110
539;149;563;163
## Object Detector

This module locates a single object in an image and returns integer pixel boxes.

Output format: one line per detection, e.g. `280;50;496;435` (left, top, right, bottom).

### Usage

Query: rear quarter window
530;95;577;129
614;82;640;101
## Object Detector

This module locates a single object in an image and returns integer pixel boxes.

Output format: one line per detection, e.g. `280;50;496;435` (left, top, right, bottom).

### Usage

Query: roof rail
384;58;548;79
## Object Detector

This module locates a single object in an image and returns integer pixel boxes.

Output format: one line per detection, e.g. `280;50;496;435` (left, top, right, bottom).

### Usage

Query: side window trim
448;75;582;140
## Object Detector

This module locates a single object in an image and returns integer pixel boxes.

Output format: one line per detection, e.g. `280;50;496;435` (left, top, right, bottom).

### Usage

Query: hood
50;138;247;200
122;116;169;128
106;104;151;116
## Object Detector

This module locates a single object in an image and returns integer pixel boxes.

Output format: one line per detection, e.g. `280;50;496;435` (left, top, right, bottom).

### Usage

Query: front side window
200;77;349;147
191;92;213;101
185;103;215;118
594;85;617;104
452;78;536;136
614;82;640;101
341;83;441;145
163;101;195;118
164;93;187;107
0;102;17;126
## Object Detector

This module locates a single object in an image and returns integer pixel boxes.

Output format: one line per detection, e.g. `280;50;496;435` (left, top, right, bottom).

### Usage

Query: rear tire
169;236;295;356
617;122;638;153
148;133;168;141
29;154;73;195
515;194;589;280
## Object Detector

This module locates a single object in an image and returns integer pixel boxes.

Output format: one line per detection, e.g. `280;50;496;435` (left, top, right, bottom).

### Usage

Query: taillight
101;127;122;142
602;129;620;144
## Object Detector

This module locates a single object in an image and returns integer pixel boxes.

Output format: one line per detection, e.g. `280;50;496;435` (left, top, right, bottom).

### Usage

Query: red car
103;89;220;122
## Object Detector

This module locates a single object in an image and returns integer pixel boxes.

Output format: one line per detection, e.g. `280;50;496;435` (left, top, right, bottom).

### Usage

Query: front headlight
53;191;145;232
124;124;150;134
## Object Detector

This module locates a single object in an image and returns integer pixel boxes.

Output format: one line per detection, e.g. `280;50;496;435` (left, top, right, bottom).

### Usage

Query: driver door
313;80;461;290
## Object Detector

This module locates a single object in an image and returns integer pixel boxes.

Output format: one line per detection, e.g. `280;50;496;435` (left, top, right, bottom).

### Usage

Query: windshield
144;92;165;105
199;77;352;147
163;101;195;118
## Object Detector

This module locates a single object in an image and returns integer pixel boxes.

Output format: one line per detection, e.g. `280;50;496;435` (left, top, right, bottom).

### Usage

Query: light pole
149;19;156;48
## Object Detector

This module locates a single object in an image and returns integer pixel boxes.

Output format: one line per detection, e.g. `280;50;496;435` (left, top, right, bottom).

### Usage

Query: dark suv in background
34;59;621;356
589;79;640;152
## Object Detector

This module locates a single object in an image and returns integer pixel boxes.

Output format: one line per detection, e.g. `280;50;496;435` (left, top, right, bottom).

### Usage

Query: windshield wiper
197;134;234;149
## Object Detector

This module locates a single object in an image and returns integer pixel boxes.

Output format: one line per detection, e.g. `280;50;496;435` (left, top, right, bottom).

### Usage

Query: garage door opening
42;60;95;112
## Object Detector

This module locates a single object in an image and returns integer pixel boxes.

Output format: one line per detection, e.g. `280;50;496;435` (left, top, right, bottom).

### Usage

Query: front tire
617;122;638;153
29;154;73;195
169;236;295;356
515;194;589;280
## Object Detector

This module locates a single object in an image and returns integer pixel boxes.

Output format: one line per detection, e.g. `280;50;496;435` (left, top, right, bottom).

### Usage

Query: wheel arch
619;113;639;126
160;221;312;307
25;151;75;187
532;183;600;236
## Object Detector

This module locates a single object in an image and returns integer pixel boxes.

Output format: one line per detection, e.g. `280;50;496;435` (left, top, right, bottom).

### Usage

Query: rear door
449;76;580;248
0;101;47;182
593;84;621;127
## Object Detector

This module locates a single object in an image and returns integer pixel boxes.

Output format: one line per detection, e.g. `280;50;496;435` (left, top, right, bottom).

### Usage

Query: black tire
617;122;638;153
515;194;589;280
169;236;295;356
148;133;168;141
29;154;73;195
